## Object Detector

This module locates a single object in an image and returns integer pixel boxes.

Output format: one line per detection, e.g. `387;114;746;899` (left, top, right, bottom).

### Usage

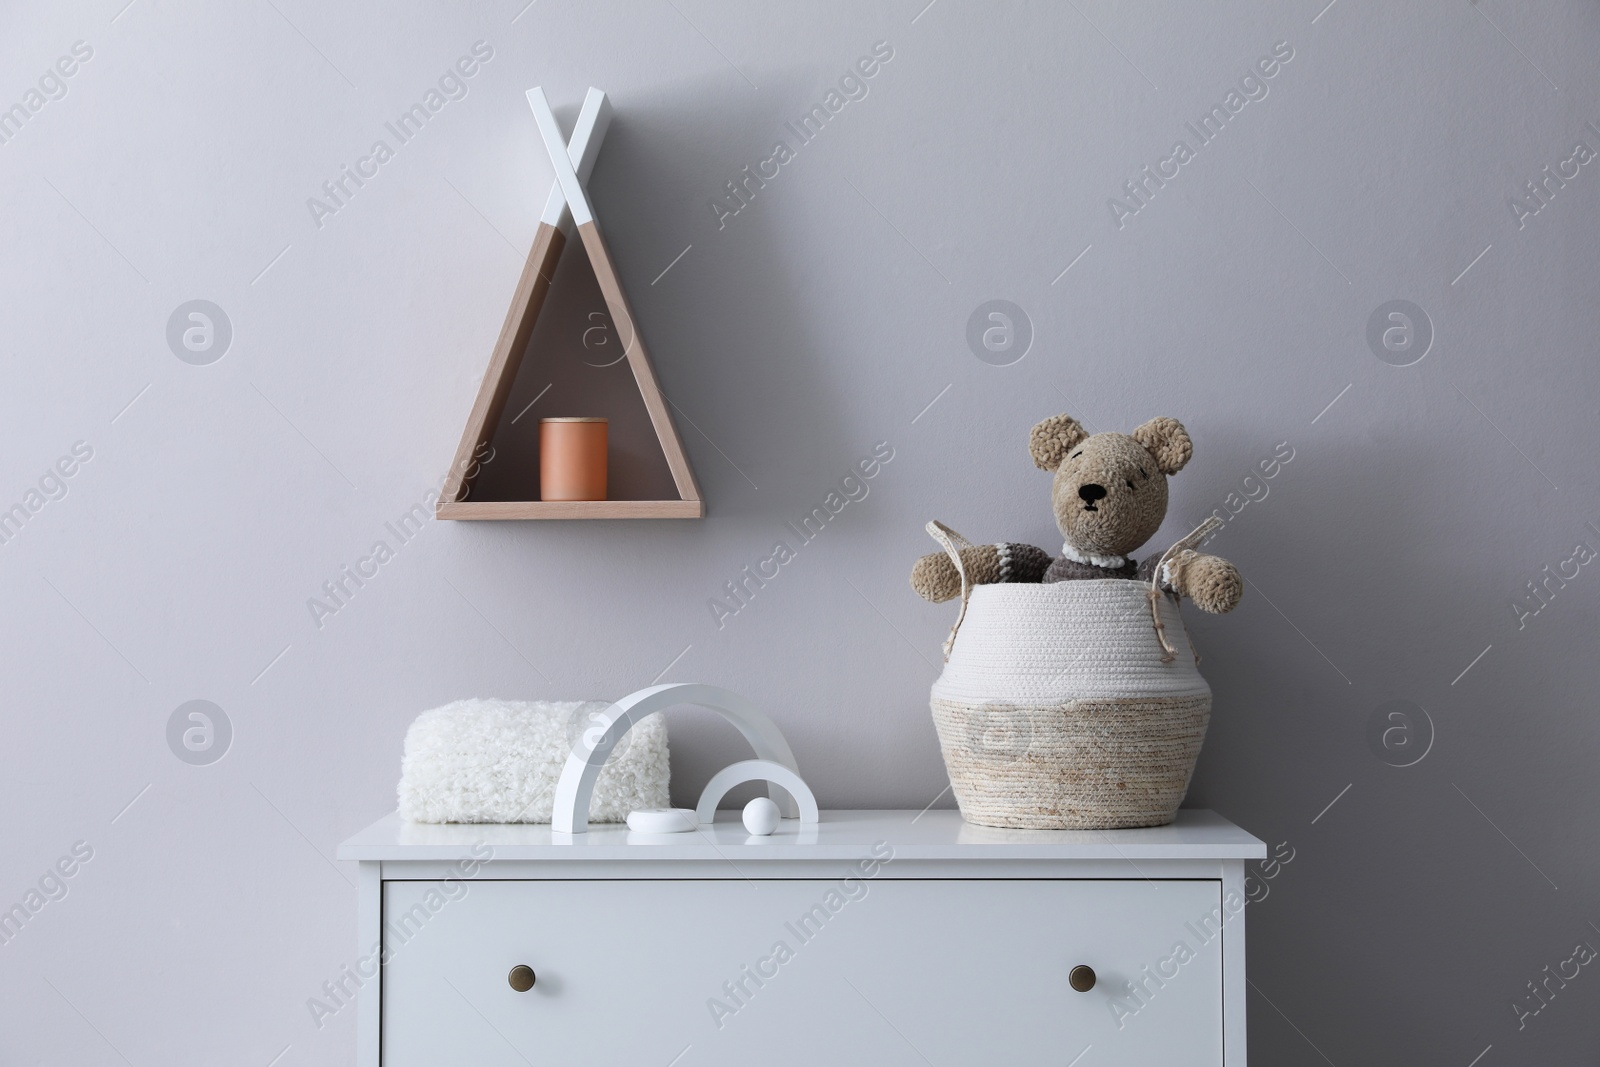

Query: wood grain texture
576;219;703;504
439;221;565;509
436;499;703;520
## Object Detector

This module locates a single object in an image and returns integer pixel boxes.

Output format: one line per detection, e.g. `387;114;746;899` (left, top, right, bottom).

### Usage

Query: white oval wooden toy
626;808;697;834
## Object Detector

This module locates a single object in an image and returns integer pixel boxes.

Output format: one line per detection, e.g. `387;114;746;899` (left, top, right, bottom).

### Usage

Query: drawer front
381;878;1224;1066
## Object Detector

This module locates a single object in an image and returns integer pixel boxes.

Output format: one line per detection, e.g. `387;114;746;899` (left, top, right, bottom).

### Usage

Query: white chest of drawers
339;809;1264;1065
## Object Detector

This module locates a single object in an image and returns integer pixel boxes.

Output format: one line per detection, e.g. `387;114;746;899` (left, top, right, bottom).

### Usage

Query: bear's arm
1139;550;1244;614
910;543;1052;603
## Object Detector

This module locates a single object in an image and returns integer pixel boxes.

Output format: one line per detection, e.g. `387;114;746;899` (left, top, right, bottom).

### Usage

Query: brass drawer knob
1069;965;1096;992
508;965;537;992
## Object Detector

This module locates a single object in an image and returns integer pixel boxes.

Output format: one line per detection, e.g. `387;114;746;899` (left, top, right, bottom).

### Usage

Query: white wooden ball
743;797;781;836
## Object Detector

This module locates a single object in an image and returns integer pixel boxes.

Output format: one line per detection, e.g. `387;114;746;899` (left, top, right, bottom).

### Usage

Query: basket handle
1146;515;1224;662
925;520;975;662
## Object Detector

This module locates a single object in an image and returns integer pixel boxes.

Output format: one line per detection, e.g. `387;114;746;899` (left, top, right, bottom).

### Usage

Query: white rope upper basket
925;520;1216;830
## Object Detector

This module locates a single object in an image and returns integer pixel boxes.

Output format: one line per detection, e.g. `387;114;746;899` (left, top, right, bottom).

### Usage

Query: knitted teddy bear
910;412;1244;614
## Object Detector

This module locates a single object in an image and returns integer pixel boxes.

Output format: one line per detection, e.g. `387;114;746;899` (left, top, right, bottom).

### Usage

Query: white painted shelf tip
527;86;599;227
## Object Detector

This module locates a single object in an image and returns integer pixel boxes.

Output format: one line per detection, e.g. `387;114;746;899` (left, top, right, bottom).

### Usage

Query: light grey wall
2;0;1597;1061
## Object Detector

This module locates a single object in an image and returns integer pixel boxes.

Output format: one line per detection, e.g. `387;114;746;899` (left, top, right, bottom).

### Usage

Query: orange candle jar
539;418;608;501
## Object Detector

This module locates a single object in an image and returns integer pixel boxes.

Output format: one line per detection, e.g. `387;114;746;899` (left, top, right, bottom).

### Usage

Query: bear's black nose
1078;483;1107;510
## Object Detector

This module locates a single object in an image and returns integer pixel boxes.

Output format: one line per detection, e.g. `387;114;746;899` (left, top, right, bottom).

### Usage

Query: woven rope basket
926;522;1212;830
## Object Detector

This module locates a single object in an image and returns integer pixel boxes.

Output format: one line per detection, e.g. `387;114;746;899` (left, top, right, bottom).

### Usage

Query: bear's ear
1029;414;1089;471
1132;416;1193;474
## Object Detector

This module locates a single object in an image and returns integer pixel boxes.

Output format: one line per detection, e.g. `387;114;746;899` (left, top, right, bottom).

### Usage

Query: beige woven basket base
931;695;1210;830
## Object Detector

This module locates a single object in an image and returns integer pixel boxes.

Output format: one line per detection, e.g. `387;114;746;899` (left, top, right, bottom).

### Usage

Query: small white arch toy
551;683;820;835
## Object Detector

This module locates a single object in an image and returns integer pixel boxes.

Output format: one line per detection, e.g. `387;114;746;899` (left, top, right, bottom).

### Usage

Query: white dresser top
338;809;1265;862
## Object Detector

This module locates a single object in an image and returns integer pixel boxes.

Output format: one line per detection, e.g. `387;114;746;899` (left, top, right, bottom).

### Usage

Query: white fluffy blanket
397;699;669;824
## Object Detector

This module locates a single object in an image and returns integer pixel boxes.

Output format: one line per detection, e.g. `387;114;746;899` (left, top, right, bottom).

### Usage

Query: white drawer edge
375;858;1240;881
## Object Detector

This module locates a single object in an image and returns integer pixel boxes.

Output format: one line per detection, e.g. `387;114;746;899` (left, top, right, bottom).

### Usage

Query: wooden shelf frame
436;499;701;520
437;88;703;521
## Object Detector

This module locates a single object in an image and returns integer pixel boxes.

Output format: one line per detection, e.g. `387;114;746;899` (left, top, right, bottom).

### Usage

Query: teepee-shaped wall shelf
436;88;703;520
